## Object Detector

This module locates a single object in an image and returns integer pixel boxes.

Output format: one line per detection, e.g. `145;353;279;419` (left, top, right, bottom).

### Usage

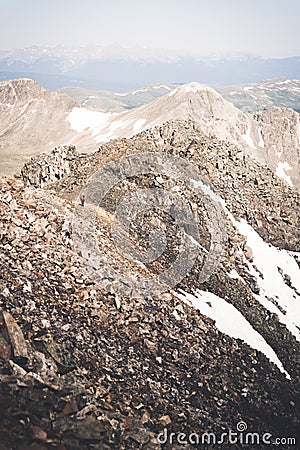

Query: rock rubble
1;121;299;448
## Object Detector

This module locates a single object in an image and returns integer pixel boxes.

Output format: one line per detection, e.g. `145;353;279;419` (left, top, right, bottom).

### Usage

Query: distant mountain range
61;78;300;114
221;79;300;113
0;45;300;90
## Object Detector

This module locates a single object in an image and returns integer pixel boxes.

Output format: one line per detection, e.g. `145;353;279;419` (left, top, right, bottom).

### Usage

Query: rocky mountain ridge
0;78;299;192
1;119;299;448
22;120;299;247
65;81;300;190
22;119;300;361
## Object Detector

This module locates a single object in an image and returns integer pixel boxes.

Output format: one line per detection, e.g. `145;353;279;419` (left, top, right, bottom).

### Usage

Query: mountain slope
253;107;300;188
0;78;100;175
61;83;175;111
66;82;300;189
1;120;299;448
1;79;299;190
65;82;251;144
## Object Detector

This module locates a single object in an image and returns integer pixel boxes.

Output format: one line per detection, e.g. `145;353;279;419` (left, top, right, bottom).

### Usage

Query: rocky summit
0;120;299;449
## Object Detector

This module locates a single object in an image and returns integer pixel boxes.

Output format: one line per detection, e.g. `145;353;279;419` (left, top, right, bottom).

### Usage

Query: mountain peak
1;77;43;88
0;78;45;102
169;81;217;96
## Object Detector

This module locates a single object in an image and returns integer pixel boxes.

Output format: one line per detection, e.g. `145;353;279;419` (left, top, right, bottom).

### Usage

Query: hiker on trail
80;194;85;207
62;219;71;246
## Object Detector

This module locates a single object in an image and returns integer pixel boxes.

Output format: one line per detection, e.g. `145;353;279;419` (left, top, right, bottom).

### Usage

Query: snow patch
177;180;299;377
66;107;113;133
198;185;300;343
126;84;171;96
183;82;213;94
277;79;291;85
114;92;128;97
132;118;146;134
131;87;150;96
242;125;255;149
176;290;290;378
93;118;133;143
190;181;300;343
275;162;293;186
190;179;226;207
152;84;172;91
229;269;245;282
168;88;178;97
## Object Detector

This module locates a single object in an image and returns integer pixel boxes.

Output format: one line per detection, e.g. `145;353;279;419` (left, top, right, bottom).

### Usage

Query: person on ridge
80;194;85;207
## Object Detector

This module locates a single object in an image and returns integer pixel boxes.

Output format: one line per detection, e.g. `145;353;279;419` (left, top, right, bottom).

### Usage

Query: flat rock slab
3;311;28;363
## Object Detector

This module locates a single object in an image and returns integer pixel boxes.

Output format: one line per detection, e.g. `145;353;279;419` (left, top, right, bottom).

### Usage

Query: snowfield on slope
66;106;148;143
232;217;300;341
176;290;290;378
66;107;114;134
191;179;300;342
176;180;300;378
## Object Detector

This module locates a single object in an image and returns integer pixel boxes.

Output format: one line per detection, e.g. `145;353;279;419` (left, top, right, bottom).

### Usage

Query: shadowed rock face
21;145;77;188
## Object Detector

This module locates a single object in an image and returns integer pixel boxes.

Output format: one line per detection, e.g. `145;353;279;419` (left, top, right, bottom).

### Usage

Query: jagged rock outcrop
21;145;78;188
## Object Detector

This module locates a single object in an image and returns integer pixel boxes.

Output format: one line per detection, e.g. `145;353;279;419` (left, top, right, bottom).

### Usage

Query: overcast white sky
0;0;300;57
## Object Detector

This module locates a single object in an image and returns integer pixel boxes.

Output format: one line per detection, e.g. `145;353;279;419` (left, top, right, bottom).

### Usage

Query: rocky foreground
0;121;300;449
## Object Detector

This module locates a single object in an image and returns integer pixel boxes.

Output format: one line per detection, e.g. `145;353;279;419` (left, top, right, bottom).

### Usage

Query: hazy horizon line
0;44;299;60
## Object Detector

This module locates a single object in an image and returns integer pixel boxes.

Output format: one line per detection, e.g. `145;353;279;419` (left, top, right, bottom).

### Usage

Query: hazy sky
1;0;300;57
